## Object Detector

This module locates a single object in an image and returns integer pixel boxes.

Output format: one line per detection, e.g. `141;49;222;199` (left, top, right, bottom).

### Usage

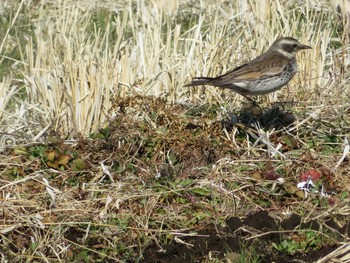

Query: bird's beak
301;44;312;50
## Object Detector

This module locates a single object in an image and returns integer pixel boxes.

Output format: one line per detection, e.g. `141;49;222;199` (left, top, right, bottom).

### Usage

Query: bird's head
269;37;312;58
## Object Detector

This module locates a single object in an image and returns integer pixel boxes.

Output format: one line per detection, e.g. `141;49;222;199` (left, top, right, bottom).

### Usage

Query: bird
184;37;312;102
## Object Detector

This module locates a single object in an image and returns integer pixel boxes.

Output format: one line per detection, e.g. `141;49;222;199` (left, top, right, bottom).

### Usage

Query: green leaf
191;187;211;196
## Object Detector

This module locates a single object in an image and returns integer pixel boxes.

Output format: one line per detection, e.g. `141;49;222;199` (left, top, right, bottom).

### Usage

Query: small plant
236;242;261;263
272;231;324;255
273;239;300;254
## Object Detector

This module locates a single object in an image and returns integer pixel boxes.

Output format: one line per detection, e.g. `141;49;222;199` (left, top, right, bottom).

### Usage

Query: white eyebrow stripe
279;39;297;45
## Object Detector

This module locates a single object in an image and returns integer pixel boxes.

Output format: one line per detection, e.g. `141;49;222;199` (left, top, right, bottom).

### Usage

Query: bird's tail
183;77;214;87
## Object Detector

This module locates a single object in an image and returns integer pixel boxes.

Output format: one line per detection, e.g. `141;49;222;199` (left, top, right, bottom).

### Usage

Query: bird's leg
240;94;259;107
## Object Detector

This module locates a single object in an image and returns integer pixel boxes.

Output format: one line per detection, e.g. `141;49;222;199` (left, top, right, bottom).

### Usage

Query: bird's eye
292;44;298;48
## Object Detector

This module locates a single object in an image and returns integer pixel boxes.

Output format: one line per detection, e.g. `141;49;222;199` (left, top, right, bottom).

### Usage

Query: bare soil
142;211;348;262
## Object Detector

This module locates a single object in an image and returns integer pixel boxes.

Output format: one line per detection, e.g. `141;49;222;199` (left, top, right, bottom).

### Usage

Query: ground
142;211;346;262
1;95;350;262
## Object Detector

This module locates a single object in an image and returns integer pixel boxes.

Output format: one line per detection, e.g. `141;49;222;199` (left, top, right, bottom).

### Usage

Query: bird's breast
244;60;298;95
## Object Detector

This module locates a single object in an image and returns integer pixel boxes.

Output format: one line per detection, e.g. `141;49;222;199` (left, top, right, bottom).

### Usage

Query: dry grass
0;0;349;137
1;95;350;261
0;0;350;262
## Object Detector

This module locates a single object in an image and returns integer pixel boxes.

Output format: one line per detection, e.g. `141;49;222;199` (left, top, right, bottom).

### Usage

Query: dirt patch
142;210;347;262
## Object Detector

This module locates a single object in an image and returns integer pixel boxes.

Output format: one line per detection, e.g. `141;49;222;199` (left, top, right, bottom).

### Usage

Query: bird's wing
210;53;291;85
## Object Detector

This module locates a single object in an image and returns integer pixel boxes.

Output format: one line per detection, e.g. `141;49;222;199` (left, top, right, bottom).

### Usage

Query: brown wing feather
210;53;291;85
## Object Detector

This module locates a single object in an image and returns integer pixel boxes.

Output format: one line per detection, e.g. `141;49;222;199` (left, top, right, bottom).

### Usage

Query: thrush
184;37;311;102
